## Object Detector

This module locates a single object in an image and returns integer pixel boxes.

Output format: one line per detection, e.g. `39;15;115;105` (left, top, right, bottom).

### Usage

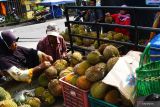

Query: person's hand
38;61;52;70
41;53;53;62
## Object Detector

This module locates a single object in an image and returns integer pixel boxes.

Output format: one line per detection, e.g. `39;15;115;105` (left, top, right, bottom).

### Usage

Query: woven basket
136;43;160;96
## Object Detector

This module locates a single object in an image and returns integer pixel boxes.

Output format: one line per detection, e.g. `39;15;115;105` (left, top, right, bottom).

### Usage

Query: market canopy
39;0;76;6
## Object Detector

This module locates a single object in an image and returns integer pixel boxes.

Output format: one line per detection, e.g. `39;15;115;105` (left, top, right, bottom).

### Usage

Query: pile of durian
62;44;133;107
0;51;85;107
33;51;85;106
60;24;129;48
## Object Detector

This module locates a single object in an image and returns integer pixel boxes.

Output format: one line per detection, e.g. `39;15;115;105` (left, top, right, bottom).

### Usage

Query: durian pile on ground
0;51;84;107
61;24;129;50
63;44;133;107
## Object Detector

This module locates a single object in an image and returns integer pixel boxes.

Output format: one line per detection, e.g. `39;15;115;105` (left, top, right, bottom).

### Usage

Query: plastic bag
102;51;141;103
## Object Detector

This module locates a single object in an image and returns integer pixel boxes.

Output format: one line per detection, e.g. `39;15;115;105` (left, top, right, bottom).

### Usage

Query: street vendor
0;30;53;83
37;23;67;62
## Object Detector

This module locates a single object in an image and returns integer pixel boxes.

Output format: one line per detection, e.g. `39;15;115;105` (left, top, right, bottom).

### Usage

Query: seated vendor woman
0;30;53;83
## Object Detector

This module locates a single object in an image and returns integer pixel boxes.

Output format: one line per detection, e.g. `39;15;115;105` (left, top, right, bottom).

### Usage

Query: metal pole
65;6;74;53
133;8;139;50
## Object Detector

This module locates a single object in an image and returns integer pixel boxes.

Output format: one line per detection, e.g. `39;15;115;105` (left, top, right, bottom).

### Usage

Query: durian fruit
93;41;99;49
83;39;92;47
48;79;62;96
78;25;85;31
104;90;121;105
59;67;73;78
105;16;113;23
65;73;78;86
113;33;123;41
18;104;31;107
38;73;49;87
93;40;105;49
87;50;101;65
42;91;55;105
25;97;41;107
54;59;68;73
0;100;17;107
71;27;79;34
99;33;104;39
83;32;96;46
0;87;11;101
79;29;86;35
121;94;133;107
85;63;107;82
122;35;129;42
108;31;117;36
34;87;45;98
106;57;119;74
72;24;79;28
90;81;110;99
70;51;83;66
74;60;91;76
44;66;57;80
103;45;120;61
98;44;109;54
106;33;113;40
75;37;83;46
76;75;92;90
90;32;97;38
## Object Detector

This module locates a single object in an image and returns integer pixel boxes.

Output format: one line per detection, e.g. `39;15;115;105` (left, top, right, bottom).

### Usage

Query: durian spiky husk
34;87;45;98
113;33;123;41
74;60;91;76
83;39;93;47
38;73;49;87
70;51;83;66
106;57;119;74
42;91;55;105
85;63;107;82
0;100;17;107
54;59;68;73
106;33;113;40
90;81;109;99
75;37;83;46
59;67;73;78
103;45;120;61
18;104;31;107
48;79;62;96
104;90;121;105
107;31;117;36
87;50;101;65
25;97;41;107
45;66;57;80
0;87;11;101
98;44;109;54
